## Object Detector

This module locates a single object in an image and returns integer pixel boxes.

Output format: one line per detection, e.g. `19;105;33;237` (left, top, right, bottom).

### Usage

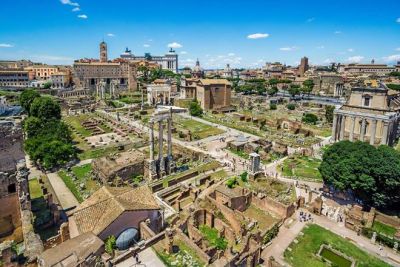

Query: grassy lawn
28;178;43;199
199;224;227;250
227;148;250;159
174;117;224;140
58;170;84;203
77;145;123;160
372;221;397;237
243;205;278;231
64;114;94;137
284;224;391;267
280;155;322;182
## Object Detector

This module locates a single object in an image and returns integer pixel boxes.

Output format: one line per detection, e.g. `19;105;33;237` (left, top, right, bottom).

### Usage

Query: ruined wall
0;193;21;234
251;194;295;219
374;211;400;228
175;228;211;264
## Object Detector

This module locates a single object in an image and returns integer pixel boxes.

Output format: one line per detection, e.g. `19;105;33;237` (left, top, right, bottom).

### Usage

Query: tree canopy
302;113;318;124
189;99;203;117
325;105;335;123
20;89;40;115
30;97;61;120
319;141;400;209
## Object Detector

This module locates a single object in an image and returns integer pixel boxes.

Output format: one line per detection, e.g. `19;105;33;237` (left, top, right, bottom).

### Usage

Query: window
363;96;371;107
8;183;16;193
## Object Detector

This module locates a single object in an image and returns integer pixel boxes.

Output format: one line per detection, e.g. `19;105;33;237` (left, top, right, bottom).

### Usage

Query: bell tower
100;41;108;62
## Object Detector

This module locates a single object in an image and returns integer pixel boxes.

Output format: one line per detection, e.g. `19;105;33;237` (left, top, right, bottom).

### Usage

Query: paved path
116;248;165;267
261;210;400;267
47;172;79;210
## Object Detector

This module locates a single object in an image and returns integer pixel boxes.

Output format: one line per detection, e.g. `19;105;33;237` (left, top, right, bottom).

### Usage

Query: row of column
332;114;389;145
149;118;173;162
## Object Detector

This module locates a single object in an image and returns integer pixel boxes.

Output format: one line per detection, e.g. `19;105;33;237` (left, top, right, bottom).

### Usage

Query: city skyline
0;0;399;68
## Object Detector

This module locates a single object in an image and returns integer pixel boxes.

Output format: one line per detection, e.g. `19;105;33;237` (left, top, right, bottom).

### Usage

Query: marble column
167;118;172;157
381;121;389;145
339;115;346;140
331;114;338;141
149;121;155;160
349;116;356;141
158;121;163;161
370;119;377;145
360;118;366;142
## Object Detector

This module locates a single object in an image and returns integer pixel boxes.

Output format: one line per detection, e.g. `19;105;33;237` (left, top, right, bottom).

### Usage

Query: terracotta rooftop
73;186;160;235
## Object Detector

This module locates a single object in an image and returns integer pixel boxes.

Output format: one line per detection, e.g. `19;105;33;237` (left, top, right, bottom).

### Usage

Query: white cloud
306;17;315;23
77;14;87;19
396;18;400;23
0;43;14;48
382;54;400;63
167;42;182;49
180;51;187;54
316;45;325;49
228;53;235;56
323;58;334;64
280;46;298;51
395;48;400;51
107;33;115;37
247;33;269;39
143;44;150;48
334;30;342;34
72;7;80;12
347;48;354;52
347;56;364;63
60;0;79;7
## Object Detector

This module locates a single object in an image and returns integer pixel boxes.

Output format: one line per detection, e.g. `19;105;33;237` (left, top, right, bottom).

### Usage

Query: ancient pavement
47;172;79;210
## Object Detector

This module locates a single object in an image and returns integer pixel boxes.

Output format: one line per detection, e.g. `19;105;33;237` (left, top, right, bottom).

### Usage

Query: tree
319;141;400;209
302;79;315;95
325;105;335;123
288;84;300;97
189;100;203;117
267;86;278;96
30;97;61;120
268;78;279;86
386;84;400;91
240;171;248;182
23;117;43;138
302;113;318;124
20;89;40;115
105;235;117;255
388;71;400;77
43;81;52;89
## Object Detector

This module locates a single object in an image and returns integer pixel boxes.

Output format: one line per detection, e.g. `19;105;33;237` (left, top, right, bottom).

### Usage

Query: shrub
302;113;318;124
286;103;296;110
270;103;277;110
240;171;248;182
105;235;116;255
226;177;238;188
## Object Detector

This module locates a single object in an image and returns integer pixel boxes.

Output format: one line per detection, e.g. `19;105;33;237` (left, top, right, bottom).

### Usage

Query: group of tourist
299;211;313;222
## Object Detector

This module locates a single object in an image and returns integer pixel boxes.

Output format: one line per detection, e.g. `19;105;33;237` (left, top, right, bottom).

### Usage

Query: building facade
121;47;178;73
27;65;59;80
338;63;396;75
332;85;400;146
0;70;33;88
51;71;72;89
196;79;232;111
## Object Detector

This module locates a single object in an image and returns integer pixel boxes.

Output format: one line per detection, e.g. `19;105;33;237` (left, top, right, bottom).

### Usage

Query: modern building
332;84;400;146
196;79;232;111
120;47;178;73
338;62;396;75
51;70;72;89
298;57;309;77
27;65;59;80
0;69;33;88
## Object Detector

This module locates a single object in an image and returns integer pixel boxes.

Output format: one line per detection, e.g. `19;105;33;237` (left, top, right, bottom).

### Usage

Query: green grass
155;240;206;267
64;114;94;137
227;148;249;159
77;145;122;160
199;225;227;250
58;171;83;203
372;221;397;237
320;247;352;267
28;178;43;199
242;205;278;231
175;117;224;140
71;164;92;180
284;224;391;267
280;156;322;181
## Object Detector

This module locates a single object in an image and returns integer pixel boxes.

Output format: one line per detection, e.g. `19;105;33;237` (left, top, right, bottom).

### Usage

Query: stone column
370;119;377;145
167;118;172;157
158;121;163;161
381;121;389;145
339;115;346;140
332;114;338;141
149;121;155;160
359;118;366;142
349;116;356;141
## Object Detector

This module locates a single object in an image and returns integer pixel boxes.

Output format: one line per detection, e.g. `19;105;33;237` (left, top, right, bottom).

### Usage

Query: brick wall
251;194;295;219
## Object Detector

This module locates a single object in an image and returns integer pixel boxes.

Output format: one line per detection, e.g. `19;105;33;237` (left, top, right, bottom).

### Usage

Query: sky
0;0;399;69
